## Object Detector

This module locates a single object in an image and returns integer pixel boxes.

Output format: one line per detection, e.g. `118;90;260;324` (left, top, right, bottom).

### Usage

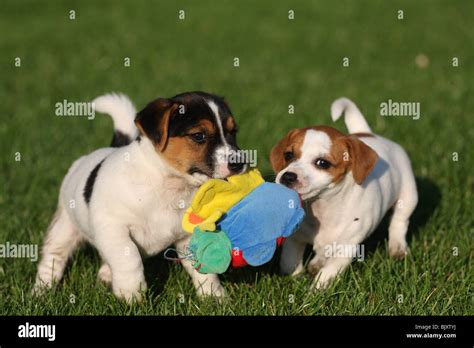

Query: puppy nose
280;171;298;187
228;161;244;173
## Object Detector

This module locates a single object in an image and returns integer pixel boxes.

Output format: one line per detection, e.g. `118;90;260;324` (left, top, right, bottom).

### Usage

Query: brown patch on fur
310;126;378;185
344;135;378;184
185;119;216;136
160;137;207;174
225;117;235;132
134;99;179;151
270;125;378;185
156;104;179;151
309;126;346;142
305;126;378;185
270;126;347;175
308;126;351;184
352;132;375;138
325;141;351;184
270;128;306;173
161;119;217;175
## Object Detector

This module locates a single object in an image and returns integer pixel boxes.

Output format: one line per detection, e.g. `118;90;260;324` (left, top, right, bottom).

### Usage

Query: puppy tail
93;93;139;147
331;97;372;134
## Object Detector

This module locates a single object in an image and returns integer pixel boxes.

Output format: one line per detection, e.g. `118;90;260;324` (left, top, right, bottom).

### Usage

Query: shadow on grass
66;244;173;298
143;253;172;298
363;176;441;255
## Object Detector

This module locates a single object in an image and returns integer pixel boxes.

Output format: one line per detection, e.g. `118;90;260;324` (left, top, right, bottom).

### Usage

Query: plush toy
174;169;305;274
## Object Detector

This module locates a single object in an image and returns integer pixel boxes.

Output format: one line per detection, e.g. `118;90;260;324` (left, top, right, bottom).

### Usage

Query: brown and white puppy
271;98;418;289
34;92;245;301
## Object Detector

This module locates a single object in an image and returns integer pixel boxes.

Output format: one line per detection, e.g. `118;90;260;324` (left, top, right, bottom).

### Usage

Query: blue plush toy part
217;182;305;266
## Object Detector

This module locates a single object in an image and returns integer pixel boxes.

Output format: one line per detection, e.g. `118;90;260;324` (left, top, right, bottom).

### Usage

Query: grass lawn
0;0;472;315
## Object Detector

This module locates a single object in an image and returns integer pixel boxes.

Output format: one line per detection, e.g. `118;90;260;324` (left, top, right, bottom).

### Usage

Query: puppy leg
307;252;327;276
97;262;112;285
280;236;306;276
389;185;418;258
311;256;353;290
308;238;328;275
175;235;225;298
33;207;83;294
94;227;146;302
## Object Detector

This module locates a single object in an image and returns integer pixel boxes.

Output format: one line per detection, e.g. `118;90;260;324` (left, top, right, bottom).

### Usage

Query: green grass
0;0;472;315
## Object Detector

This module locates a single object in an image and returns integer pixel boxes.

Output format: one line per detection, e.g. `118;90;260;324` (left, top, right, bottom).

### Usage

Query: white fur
207;100;232;178
93;93;139;138
278;98;418;290
207;100;227;147
331;97;372;133
34;94;225;302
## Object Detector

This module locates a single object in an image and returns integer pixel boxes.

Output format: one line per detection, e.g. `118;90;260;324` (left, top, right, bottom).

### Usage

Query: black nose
280;171;298;187
228;161;244;173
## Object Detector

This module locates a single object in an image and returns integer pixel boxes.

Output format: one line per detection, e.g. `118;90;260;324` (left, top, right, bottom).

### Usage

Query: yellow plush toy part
182;169;265;233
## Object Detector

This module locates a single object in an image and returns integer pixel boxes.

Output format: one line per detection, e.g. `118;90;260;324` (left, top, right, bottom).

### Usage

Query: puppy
270;98;418;290
34;92;245;301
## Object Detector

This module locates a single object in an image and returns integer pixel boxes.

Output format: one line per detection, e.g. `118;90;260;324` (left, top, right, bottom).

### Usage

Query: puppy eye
190;132;206;144
314;158;331;169
284;151;294;161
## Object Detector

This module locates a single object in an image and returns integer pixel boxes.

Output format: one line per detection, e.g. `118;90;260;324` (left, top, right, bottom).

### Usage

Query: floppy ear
270;129;299;173
135;98;179;151
345;136;378;185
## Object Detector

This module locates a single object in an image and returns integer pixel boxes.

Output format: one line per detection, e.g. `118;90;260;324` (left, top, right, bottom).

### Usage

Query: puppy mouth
300;191;319;201
275;174;320;201
279;183;320;201
187;165;235;182
188;166;213;178
211;171;231;181
299;187;329;202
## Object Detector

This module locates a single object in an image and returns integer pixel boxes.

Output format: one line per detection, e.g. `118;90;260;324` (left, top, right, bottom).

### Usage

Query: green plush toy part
188;228;232;274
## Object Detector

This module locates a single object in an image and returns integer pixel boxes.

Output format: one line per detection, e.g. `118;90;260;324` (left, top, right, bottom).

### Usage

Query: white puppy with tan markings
34;91;245;302
270;98;418;290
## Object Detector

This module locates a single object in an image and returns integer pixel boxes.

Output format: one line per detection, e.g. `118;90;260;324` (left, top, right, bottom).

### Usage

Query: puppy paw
113;288;144;303
32;281;51;297
196;281;226;300
310;272;333;291
112;281;147;304
389;241;410;259
32;276;55;296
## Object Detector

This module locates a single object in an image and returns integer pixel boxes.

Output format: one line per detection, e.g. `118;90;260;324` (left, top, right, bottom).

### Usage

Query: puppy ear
135;98;179;151
345;136;378;185
270;129;300;173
